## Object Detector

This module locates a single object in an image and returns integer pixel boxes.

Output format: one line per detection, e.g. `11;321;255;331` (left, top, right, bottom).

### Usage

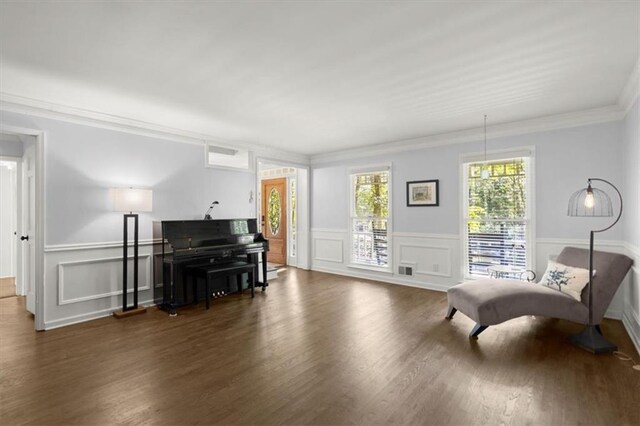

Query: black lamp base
568;325;617;354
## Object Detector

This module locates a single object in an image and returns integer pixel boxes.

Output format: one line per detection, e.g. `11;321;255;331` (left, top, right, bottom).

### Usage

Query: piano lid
161;219;259;252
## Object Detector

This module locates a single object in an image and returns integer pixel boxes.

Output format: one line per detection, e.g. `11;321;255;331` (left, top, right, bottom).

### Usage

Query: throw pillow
539;260;593;302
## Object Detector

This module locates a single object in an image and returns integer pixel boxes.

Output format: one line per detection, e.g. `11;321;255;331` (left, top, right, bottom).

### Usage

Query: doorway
261;177;287;265
0;157;18;298
257;162;309;270
0;127;44;330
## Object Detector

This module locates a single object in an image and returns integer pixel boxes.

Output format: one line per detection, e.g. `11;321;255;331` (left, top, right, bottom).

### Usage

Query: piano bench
187;261;256;310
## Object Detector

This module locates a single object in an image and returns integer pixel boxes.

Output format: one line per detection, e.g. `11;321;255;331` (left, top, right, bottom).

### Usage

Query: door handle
20;235;29;241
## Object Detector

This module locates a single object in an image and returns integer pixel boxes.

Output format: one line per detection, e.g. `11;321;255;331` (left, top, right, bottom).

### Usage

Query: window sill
348;264;393;275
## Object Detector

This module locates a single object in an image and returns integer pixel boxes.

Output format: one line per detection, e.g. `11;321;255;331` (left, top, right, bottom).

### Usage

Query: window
463;156;532;277
289;178;297;258
350;169;390;269
206;144;252;171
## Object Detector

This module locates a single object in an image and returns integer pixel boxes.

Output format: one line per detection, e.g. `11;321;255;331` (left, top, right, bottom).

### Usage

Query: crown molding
310;105;624;165
619;56;640;114
0;91;628;168
0;92;310;166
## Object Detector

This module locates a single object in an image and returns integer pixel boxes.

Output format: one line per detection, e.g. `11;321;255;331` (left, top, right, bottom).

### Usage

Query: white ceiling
0;1;638;156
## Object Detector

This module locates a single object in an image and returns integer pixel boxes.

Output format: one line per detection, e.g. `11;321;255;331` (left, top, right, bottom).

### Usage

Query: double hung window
350;169;390;269
463;155;532;277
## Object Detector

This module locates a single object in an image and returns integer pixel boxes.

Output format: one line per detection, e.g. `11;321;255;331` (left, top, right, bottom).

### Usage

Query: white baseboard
604;310;622;321
44;299;155;330
311;265;452;293
622;306;640;356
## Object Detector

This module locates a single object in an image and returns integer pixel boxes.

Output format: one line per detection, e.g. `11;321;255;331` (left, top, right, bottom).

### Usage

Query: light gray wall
623;99;639;249
312;121;624;240
0;111;257;246
622;98;639;344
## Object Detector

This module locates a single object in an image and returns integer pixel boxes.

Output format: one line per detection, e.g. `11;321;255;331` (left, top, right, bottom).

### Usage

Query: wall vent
398;266;413;276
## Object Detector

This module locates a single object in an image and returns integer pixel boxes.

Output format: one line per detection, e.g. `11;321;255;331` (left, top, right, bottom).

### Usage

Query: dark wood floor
1;268;638;425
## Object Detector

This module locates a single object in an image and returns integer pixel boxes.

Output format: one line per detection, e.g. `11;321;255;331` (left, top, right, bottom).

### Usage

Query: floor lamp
567;178;622;353
112;187;153;319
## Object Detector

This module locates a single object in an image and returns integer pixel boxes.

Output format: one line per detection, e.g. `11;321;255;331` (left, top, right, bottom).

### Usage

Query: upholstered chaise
446;247;633;339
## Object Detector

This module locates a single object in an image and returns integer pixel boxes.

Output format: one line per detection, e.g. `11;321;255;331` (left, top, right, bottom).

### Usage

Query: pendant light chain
481;115;490;179
484;114;487;162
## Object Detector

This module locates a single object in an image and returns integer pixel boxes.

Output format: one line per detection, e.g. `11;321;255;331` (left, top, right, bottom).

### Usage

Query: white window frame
460;147;535;280
348;164;393;273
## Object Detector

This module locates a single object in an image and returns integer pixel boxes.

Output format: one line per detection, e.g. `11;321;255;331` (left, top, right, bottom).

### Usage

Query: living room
0;2;638;425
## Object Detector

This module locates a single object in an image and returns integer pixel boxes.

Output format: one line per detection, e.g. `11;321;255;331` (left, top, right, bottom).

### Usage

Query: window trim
459;147;535;280
348;164;393;272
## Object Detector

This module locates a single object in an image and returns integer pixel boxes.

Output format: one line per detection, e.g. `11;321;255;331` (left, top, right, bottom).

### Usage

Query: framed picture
406;179;439;207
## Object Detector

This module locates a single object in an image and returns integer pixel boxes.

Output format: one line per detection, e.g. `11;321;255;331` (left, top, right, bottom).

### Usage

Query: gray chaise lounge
446;247;633;339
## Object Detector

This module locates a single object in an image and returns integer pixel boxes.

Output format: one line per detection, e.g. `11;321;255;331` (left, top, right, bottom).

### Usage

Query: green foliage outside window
467;159;526;233
354;172;389;218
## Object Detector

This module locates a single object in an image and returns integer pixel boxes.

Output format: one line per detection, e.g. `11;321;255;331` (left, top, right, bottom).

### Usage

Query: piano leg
161;262;178;316
261;251;268;292
170;263;178;316
249;269;255;298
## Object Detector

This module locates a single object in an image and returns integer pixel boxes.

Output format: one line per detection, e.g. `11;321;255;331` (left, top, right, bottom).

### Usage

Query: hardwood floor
0;277;16;299
1;268;638;425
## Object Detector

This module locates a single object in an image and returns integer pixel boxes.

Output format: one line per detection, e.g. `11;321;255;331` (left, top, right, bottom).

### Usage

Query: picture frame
406;179;439;207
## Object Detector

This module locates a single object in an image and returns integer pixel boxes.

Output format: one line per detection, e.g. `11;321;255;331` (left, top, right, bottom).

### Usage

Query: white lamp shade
112;188;153;212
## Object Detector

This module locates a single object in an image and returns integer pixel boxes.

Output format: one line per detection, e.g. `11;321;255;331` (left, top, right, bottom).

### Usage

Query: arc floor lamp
567;178;622;353
112;187;153;319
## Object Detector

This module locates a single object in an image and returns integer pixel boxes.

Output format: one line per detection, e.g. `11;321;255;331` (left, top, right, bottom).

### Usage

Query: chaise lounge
446;247;633;340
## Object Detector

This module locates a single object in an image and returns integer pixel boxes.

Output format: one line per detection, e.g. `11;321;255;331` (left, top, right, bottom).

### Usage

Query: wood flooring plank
1;267;638;425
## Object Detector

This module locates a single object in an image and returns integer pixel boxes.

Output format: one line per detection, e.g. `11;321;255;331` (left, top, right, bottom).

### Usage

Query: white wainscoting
57;254;151;305
311;229;460;292
622;243;640;355
311;230;635;340
313;237;344;263
43;241;157;330
41;233;639;353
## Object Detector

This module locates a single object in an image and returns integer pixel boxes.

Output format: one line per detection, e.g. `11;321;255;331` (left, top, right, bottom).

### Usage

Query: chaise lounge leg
594;324;602;335
470;324;488;339
445;306;457;320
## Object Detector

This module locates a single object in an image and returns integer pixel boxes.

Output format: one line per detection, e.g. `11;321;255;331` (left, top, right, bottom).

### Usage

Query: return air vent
398;266;413;276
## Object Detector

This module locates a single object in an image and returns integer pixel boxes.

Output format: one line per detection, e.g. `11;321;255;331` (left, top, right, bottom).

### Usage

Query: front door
261;178;287;265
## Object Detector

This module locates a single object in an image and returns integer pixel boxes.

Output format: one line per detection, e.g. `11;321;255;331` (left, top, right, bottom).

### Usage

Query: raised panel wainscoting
43;240;156;329
311;229;639;353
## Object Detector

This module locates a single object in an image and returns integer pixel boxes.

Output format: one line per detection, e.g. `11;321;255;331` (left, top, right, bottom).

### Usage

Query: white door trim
0;124;45;330
255;156;311;270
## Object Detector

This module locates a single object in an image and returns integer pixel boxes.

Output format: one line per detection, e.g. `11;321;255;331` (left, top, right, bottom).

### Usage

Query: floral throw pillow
539;260;593;302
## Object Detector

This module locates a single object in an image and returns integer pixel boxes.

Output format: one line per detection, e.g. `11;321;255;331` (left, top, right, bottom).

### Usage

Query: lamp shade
567;184;612;217
112;188;152;212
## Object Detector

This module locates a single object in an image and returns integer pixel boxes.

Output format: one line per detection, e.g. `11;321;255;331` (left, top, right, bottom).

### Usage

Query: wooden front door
261;178;287;265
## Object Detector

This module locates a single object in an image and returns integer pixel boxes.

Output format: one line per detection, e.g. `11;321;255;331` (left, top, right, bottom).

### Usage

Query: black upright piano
155;219;268;314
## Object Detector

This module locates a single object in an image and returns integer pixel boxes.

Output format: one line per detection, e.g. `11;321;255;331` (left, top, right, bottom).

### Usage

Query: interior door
22;145;36;314
261;178;287;265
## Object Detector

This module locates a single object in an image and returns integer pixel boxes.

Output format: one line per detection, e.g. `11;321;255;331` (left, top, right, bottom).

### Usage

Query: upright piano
155;219;268;314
